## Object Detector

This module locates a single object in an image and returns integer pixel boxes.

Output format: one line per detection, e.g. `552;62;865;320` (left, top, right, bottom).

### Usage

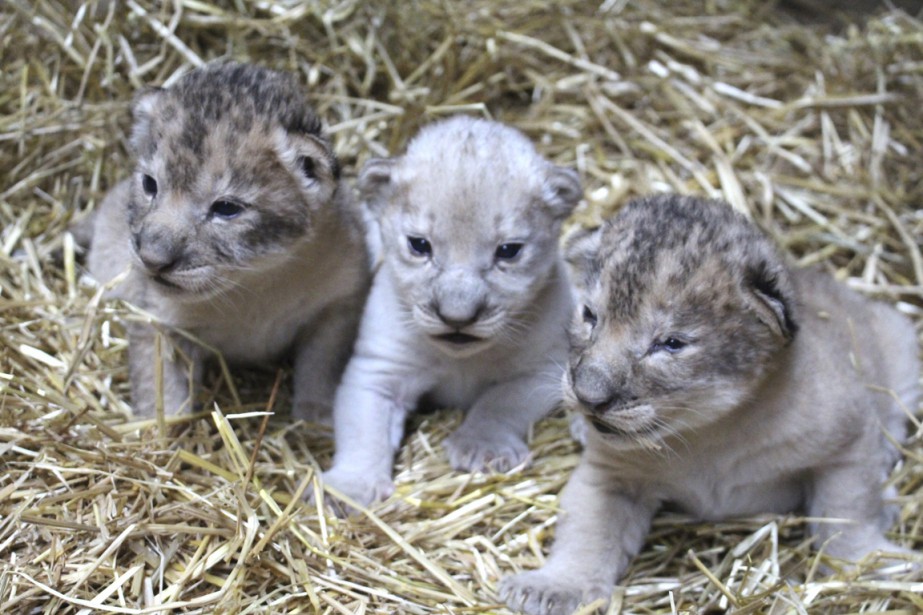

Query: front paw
499;570;610;615
292;398;333;427
444;428;530;473
320;466;394;516
818;534;920;577
568;412;588;446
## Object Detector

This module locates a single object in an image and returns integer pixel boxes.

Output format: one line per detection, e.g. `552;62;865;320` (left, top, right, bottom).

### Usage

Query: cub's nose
572;363;630;413
136;231;184;274
574;388;638;414
435;303;484;330
574;389;618;414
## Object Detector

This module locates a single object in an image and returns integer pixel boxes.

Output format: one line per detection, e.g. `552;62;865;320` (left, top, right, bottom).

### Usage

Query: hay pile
2;0;922;612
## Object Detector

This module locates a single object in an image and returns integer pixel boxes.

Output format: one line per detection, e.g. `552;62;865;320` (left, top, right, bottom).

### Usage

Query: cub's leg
500;459;656;615
127;323;199;417
291;300;362;425
444;371;561;472
807;458;912;567
321;357;428;511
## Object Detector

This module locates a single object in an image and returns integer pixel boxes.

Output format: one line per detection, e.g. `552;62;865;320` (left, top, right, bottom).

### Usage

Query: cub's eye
495;242;523;260
653;337;687;354
663;337;686;352
210;200;245;219
407;236;432;257
582;305;598;327
141;174;158;197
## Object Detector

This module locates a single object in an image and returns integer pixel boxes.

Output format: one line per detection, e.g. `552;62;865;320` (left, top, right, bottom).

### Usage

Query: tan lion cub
85;61;368;419
321;116;582;508
501;194;919;615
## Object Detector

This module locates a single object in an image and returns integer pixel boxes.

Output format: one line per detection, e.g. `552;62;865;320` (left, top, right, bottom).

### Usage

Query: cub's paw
319;467;394;516
444;428;530;473
568;412;588;446
499;570;610;615
291;399;333;427
821;535;920;577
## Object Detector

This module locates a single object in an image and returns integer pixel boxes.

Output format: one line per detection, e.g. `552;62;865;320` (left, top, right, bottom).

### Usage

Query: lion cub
321;116;582;508
85;61;368;419
501;194;920;615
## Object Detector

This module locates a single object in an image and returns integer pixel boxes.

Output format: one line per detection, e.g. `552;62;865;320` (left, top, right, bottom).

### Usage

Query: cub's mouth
151;274;183;290
589;416;626;435
579;402;658;439
434;332;483;346
145;265;217;298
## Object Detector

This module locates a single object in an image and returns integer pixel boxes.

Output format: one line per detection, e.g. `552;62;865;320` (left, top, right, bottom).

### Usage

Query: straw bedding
1;0;921;612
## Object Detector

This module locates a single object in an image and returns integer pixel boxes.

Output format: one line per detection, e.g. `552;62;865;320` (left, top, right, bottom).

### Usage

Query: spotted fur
501;194;919;615
86;61;368;420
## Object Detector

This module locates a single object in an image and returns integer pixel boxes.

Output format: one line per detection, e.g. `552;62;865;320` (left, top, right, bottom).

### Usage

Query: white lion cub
501;194;920;615
321;116;582;507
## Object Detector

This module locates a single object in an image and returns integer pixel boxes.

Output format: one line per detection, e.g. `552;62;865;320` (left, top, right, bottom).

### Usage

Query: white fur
321;116;581;508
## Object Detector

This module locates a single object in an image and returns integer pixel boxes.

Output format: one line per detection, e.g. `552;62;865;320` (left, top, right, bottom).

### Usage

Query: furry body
501;194;919;615
86;61;368;419
321;116;582;507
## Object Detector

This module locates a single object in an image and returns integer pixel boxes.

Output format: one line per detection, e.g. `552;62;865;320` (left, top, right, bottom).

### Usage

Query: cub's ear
275;131;339;205
744;259;798;341
564;225;603;291
541;165;583;221
358;157;396;214
354;157;397;268
129;86;164;155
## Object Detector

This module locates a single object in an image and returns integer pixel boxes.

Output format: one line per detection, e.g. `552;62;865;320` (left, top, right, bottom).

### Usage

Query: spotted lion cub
85;61;368;419
501;194;920;615
321;116;582;508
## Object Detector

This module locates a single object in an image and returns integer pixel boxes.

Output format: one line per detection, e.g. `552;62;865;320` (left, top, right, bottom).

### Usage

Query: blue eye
141;174;158;197
663;338;685;351
408;236;432;256
210;200;244;219
495;242;523;260
654;337;686;354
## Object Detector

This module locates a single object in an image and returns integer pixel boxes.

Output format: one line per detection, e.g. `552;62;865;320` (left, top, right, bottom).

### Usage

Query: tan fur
321;116;582;509
501;194;920;615
86;61;369;419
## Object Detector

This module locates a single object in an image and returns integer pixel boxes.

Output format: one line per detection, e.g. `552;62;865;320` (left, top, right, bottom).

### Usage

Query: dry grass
1;0;922;613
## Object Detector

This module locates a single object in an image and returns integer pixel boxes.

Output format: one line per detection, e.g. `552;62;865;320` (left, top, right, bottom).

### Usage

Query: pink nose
136;231;183;274
435;303;484;329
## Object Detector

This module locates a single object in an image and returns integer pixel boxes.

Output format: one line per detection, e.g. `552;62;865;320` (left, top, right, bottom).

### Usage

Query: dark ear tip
748;260;798;340
300;153;340;182
300;156;316;180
